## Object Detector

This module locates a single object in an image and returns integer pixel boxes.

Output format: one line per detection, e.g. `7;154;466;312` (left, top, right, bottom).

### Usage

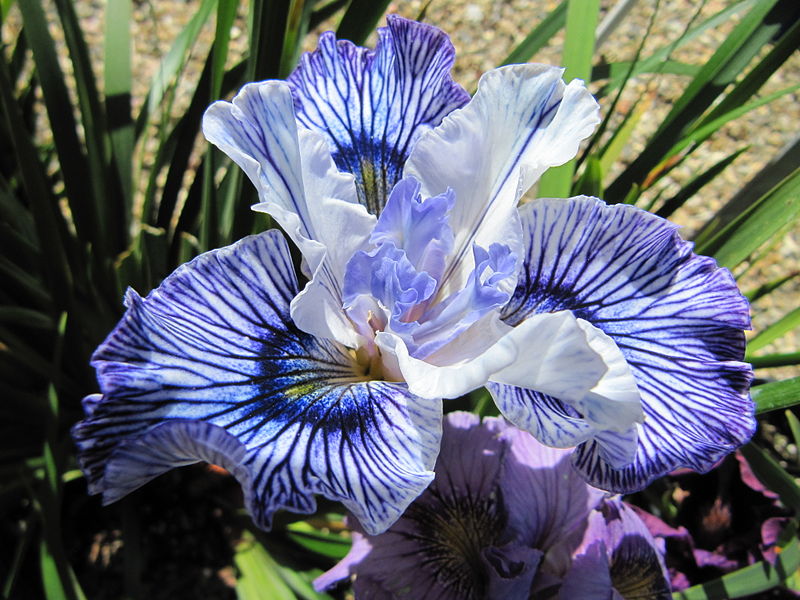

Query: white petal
404;64;600;297
203;82;376;346
376;310;609;401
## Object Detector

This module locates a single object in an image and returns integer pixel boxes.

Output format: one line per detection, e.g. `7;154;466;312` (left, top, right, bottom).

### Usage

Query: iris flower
73;16;754;535
315;412;672;599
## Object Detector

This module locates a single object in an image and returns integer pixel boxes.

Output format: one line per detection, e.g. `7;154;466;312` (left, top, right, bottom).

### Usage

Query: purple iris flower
316;412;672;599
72;15;754;535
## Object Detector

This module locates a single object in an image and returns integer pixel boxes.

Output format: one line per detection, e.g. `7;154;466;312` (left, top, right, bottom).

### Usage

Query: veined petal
72;231;441;535
404;64;600;297
316;412;520;600
202;81;376;346
288;15;469;214
377;310;608;401
504;196;754;492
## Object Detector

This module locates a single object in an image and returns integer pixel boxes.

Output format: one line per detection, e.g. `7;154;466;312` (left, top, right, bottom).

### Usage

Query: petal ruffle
72;231;441;535
404;64;600;297
288;15;469;214
377;310;609;401
202;81;375;347
504;196;754;492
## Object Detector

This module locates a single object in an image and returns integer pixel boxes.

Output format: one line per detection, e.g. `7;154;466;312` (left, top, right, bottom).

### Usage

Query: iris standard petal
72;231;441;535
202;80;375;347
287;15;469;214
502;196;754;492
404;64;600;297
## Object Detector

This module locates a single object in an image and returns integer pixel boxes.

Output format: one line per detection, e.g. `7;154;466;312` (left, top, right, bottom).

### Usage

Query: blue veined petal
404;64;601;300
287;15;469;214
202;80;375;348
72;231;441;535
504;196;754;492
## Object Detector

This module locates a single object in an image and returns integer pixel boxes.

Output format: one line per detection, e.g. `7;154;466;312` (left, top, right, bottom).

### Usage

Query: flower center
342;176;517;366
406;489;505;599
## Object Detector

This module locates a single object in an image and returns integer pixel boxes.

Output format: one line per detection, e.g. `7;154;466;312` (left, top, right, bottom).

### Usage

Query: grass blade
336;0;391;46
672;529;800;599
747;307;800;355
235;534;296;600
740;443;800;513
105;0;135;220
537;0;600;198
134;0;217;138
745;271;799;302
654;147;747;218
752;377;800;414
18;0;103;255
695;135;800;247
698;168;800;270
749;352;800;370
606;0;788;202
500;1;567;66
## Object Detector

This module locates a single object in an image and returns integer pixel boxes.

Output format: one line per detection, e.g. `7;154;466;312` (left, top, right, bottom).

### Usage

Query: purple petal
489;419;605;559
72;231;441;535
316;412;512;599
506;196;754;492
288;15;469;214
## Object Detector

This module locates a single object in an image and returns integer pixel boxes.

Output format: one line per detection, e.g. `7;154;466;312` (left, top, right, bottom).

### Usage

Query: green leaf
537;0;600;198
18;0;103;254
664;83;800;163
592;59;699;83
286;521;352;560
336;0;391;46
50;0;121;250
573;156;603;197
749;352;800;370
600;0;756;92
655;147;747;218
0;60;73;309
249;0;292;80
500;1;567;66
235;534;296;600
607;0;790;202
104;0;135;216
672;528;800;599
698;169;800;270
747;307;800;355
695;136;800;247
753;378;800;415
786;410;800;467
740;443;800;513
745;271;800;303
134;0;217;137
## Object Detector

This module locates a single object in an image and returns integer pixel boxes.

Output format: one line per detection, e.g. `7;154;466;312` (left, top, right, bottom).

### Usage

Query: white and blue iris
73;16;755;535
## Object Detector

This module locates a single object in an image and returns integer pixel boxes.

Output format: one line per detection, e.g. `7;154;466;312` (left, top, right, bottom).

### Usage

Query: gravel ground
3;0;799;373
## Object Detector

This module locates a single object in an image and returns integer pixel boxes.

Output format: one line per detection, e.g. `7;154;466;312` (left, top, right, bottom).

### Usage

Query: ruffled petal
404;64;600;297
505;196;754;492
202;81;375;347
376;310;609;400
72;231;441;535
287;15;469;214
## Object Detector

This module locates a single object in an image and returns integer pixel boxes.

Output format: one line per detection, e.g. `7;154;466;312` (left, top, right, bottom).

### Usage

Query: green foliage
1;0;799;597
